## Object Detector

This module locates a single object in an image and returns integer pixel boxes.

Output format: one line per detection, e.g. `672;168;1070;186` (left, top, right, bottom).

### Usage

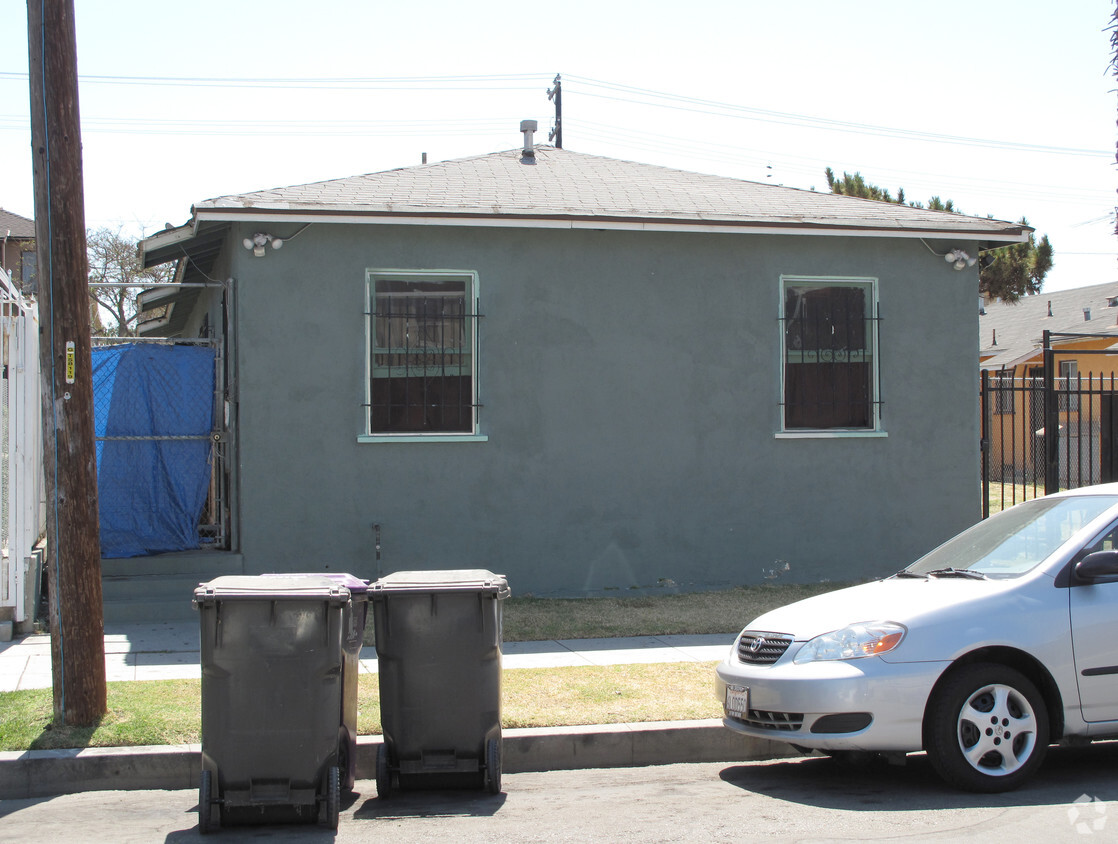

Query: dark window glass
370;278;475;434
783;283;875;430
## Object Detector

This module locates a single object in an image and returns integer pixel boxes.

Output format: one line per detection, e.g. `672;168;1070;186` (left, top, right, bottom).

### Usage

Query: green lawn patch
1;679;203;751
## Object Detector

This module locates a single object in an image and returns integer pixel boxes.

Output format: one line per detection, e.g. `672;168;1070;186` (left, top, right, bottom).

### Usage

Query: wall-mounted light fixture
242;232;284;258
241;225;313;258
944;248;977;271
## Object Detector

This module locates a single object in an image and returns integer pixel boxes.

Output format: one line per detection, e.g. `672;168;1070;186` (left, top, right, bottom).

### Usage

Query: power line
0;114;521;137
0;70;550;90
2;69;1112;230
572;120;1114;209
2;69;1108;158
563;75;1111;159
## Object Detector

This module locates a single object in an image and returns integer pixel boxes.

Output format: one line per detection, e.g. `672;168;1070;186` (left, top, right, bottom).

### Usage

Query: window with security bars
993;371;1016;415
366;271;480;435
781;277;880;431
1058;360;1080;413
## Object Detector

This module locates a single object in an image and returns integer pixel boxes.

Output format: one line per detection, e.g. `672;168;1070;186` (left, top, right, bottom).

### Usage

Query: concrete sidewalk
0;621;736;692
0;624;794;800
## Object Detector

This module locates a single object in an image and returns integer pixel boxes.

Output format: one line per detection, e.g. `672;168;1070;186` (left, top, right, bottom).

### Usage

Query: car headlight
793;621;907;664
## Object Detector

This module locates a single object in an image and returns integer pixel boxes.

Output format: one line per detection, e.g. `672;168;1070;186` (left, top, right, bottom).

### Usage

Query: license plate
724;684;749;717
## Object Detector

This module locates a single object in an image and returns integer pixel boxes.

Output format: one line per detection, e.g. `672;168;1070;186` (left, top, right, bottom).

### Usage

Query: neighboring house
980;282;1118;493
0;208;36;293
136;129;1028;599
980;283;1118;372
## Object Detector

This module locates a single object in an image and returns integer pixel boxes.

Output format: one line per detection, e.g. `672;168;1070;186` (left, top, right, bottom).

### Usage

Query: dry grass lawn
3;582;848;751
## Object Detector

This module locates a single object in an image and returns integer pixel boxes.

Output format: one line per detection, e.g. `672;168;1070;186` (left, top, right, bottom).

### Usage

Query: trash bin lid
370;569;510;598
193;574;352;605
261;572;369;595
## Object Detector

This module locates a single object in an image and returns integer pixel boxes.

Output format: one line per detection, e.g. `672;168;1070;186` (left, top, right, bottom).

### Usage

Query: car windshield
904;495;1118;578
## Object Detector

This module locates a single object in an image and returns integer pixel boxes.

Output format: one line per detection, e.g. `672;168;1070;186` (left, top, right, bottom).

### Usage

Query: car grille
736;631;793;665
728;709;804;732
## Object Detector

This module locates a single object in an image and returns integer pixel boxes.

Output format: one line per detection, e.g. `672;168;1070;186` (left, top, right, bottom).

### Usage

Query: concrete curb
0;720;792;800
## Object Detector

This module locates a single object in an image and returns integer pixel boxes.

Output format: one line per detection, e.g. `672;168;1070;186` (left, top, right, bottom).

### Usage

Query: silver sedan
715;484;1118;792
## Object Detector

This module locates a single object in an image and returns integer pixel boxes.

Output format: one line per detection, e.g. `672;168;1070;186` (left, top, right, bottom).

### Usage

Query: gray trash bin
370;569;510;796
193;574;367;834
263;571;369;792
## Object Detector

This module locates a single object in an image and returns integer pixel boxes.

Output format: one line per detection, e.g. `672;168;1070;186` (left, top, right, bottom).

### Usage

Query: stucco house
0;208;36;293
121;129;1029;620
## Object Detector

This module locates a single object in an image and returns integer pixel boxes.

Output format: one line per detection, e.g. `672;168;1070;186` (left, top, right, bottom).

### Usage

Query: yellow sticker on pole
65;341;75;384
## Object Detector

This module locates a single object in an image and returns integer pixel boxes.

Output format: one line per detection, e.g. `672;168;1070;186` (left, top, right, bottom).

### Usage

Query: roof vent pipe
520;119;538;159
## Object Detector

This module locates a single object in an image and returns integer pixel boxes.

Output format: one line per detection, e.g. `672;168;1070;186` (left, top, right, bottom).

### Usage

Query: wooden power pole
548;74;563;149
26;0;107;725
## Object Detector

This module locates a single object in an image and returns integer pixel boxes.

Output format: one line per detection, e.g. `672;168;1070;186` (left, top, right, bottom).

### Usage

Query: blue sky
1;0;1114;291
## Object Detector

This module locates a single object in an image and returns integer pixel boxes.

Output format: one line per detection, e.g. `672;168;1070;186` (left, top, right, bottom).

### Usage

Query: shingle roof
0;208;35;239
191;146;1028;241
979;282;1118;369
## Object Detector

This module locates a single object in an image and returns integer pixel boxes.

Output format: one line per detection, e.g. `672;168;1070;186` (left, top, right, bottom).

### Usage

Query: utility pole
27;0;107;725
548;74;562;149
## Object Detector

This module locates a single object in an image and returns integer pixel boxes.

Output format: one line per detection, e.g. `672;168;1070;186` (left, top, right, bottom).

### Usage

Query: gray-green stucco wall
227;222;979;594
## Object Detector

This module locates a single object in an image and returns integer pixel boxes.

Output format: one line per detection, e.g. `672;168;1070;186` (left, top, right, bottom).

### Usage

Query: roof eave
190;205;1030;242
138;220;199;268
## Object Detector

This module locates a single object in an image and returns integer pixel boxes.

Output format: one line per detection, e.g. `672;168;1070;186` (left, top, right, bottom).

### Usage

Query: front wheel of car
925;662;1049;793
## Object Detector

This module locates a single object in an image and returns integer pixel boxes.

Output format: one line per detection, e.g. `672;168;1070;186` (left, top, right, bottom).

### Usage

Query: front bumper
714;647;947;752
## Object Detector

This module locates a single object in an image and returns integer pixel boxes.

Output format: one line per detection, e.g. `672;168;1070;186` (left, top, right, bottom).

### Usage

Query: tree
825;167;904;204
87;227;173;336
980;221;1054;302
825;168;1051;302
1112;1;1117;237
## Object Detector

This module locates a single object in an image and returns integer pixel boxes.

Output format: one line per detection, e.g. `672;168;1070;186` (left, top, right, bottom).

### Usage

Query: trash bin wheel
338;726;355;791
376;744;394;799
319;765;341;830
198;769;219;834
483;737;502;795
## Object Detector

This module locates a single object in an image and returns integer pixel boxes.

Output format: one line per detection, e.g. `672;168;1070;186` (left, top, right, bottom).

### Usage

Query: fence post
980;370;990;518
1043;331;1059;496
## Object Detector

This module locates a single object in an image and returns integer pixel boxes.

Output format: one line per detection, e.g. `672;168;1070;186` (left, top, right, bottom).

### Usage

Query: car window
907;495;1118;578
1083;523;1118;555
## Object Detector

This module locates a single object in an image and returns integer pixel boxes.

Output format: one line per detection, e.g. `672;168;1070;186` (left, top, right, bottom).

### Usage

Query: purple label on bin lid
193;574;352;602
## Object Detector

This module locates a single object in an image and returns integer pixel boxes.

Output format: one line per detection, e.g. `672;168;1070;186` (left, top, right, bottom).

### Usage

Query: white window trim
360;268;487;443
358;434;489;444
1058;359;1080;414
777;274;884;438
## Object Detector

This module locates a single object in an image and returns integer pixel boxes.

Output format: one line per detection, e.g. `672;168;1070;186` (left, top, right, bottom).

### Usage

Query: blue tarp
92;344;216;558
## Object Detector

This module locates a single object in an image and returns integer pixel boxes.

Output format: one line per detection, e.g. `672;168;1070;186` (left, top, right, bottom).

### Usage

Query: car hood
745;577;1021;640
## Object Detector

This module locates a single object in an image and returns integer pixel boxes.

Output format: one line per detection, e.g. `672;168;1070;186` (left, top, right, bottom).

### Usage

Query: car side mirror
1076;550;1118;580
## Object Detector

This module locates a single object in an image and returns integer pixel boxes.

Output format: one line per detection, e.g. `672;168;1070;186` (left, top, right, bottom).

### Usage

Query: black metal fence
980;331;1118;517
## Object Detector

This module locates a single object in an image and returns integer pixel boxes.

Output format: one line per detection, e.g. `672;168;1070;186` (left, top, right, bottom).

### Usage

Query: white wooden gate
0;266;43;627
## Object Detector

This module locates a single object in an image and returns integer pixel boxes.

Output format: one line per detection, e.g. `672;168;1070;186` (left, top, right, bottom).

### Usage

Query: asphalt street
5;747;1118;843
